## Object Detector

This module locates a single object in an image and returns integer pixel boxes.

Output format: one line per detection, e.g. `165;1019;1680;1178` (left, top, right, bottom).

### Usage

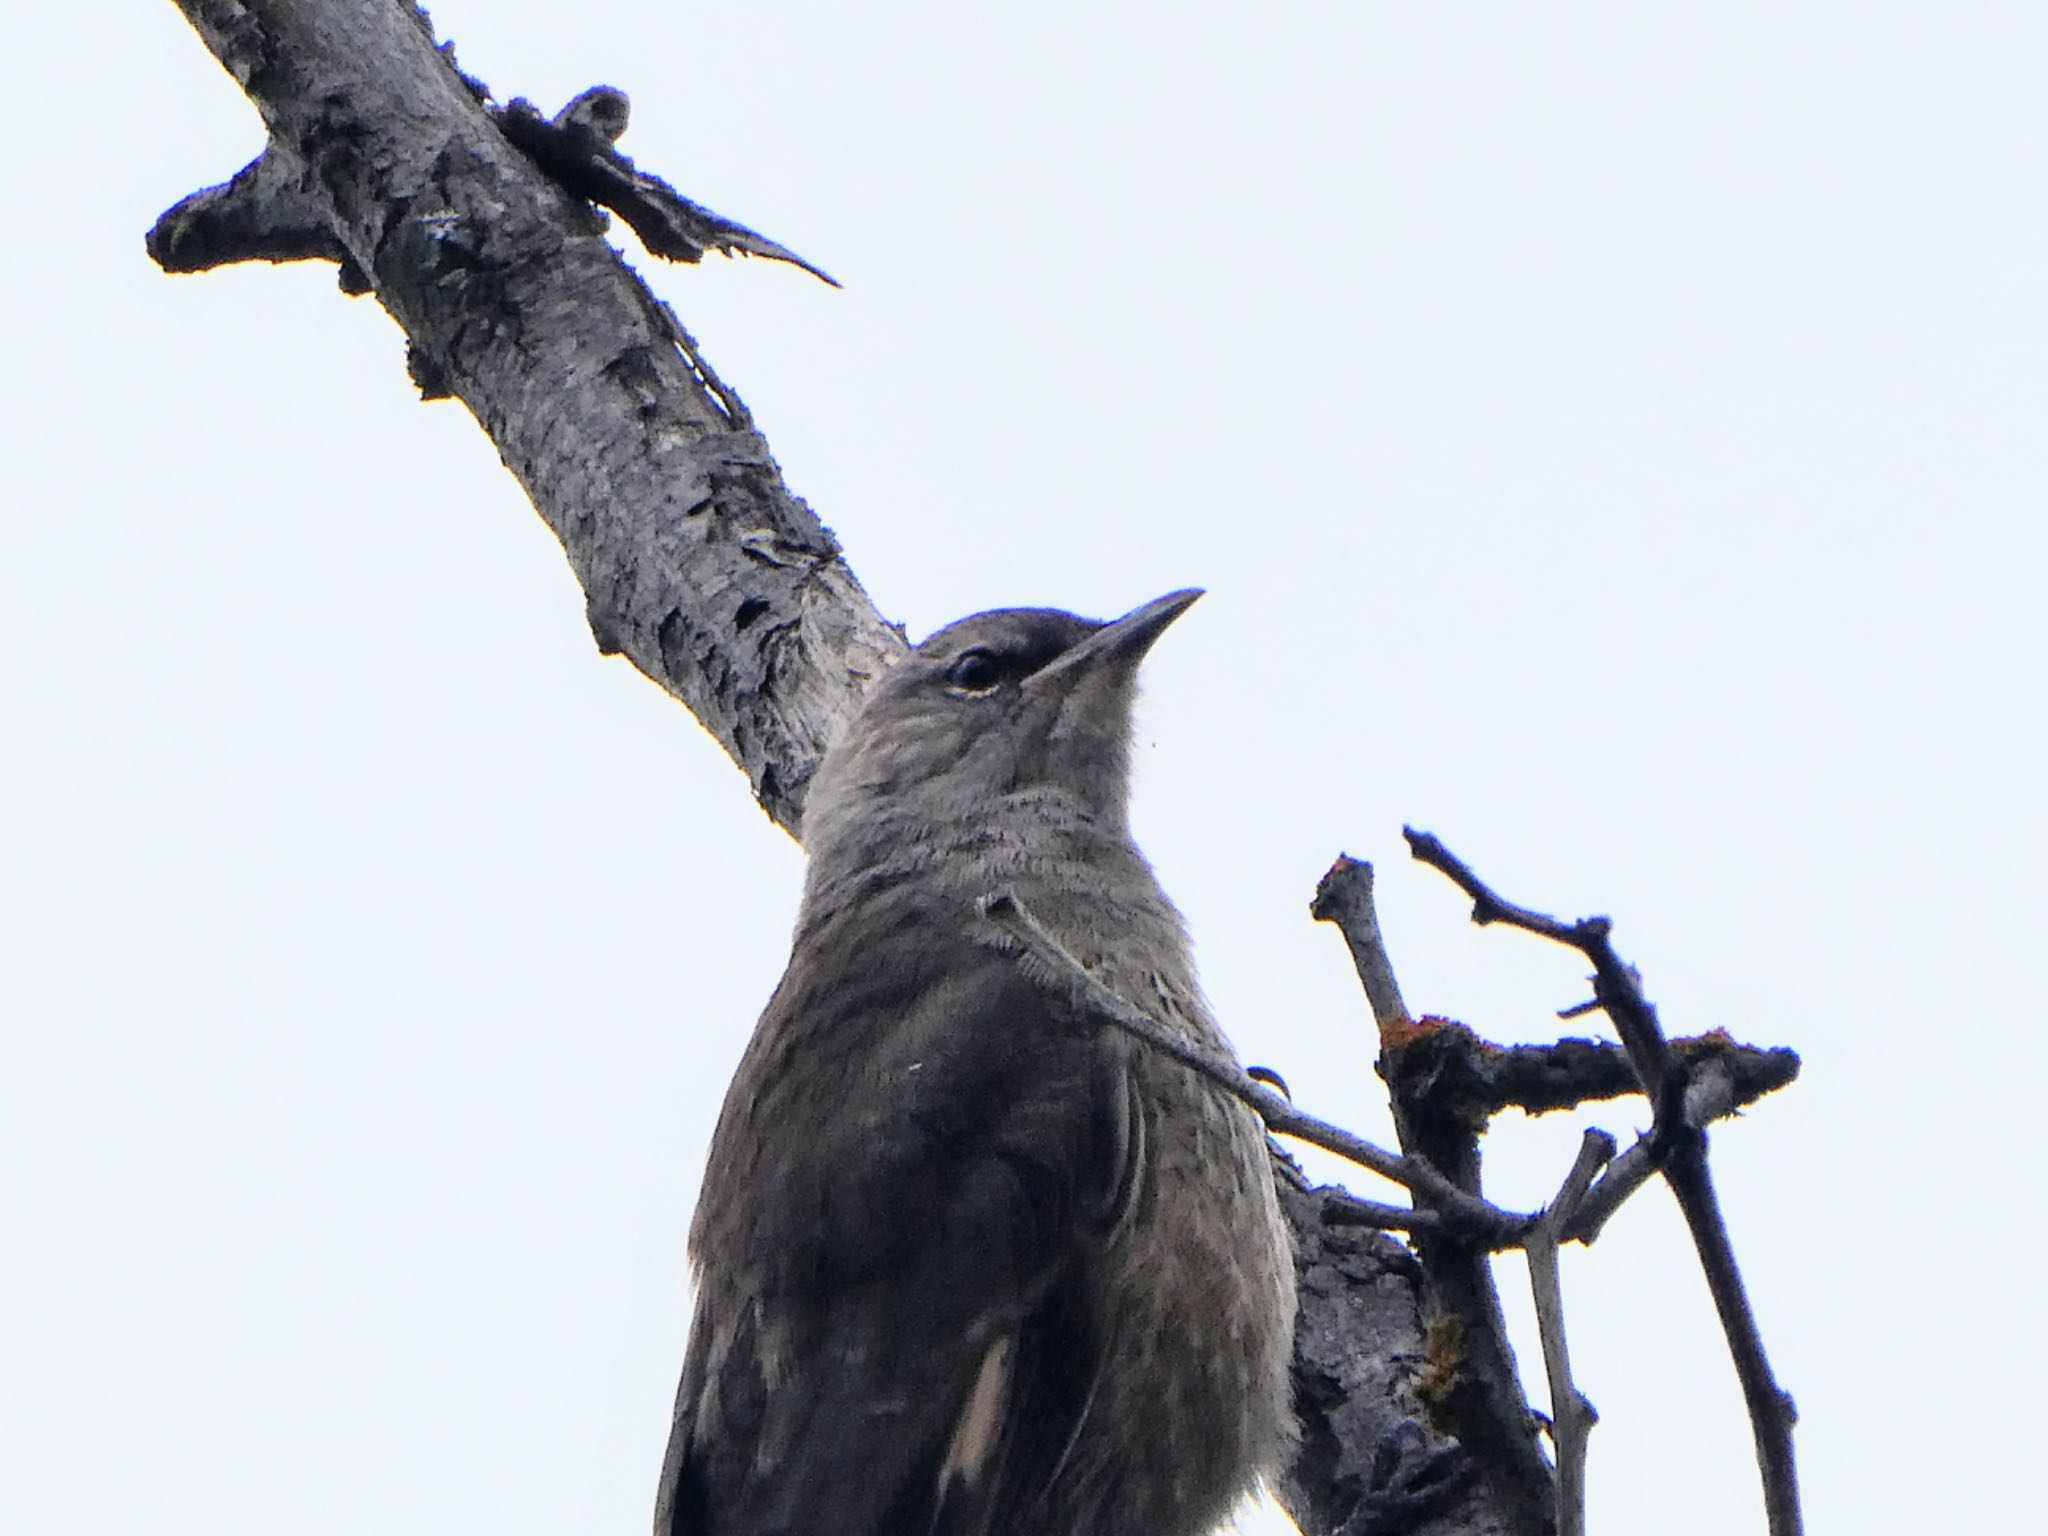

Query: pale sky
5;4;2043;1533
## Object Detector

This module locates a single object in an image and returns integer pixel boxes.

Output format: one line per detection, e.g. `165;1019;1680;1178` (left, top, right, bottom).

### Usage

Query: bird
654;589;1297;1536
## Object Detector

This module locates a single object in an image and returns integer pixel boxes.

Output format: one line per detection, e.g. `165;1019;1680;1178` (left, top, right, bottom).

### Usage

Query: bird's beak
1028;588;1204;691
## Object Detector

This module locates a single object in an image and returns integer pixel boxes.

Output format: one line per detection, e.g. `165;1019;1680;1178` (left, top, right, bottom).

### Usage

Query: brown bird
655;590;1296;1536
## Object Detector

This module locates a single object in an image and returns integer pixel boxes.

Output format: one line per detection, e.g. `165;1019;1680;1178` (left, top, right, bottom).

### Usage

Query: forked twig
1405;827;1803;1536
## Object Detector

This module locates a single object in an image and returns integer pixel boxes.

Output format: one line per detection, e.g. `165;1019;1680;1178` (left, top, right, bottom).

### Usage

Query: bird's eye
946;650;1003;694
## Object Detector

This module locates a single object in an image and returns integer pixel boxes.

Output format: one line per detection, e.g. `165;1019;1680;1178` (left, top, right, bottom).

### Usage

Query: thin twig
1526;1130;1615;1536
1569;1053;1753;1243
1664;1142;1803;1535
1404;828;1803;1536
1310;857;1413;1038
977;890;1528;1247
1315;1188;1445;1237
1404;827;1671;1095
1316;862;1798;1119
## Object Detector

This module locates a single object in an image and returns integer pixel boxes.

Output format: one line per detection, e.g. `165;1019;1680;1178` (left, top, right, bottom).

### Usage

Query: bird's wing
656;928;1141;1536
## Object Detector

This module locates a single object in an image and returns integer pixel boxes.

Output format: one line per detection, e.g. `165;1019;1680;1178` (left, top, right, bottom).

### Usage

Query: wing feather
657;920;1139;1536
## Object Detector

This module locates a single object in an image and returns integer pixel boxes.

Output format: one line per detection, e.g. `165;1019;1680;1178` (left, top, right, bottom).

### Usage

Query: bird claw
1334;1419;1470;1536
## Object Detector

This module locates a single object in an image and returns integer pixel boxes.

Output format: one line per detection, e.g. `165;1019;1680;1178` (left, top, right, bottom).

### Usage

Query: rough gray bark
154;4;1559;1533
154;0;901;833
1279;1176;1519;1536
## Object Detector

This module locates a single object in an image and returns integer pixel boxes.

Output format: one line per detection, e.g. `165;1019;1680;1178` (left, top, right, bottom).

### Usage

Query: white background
5;3;2042;1533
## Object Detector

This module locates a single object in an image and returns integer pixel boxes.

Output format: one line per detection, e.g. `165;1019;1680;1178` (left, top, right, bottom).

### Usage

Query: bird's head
800;589;1202;860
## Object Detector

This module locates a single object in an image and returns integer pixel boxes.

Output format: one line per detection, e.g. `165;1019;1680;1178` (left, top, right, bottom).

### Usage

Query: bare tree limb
1316;857;1795;1125
1309;856;1557;1535
1525;1130;1614;1536
1568;1048;1775;1243
1403;829;1671;1096
1480;1034;1796;1120
1405;827;1803;1536
1312;856;1414;1039
151;0;900;833
1664;1143;1803;1534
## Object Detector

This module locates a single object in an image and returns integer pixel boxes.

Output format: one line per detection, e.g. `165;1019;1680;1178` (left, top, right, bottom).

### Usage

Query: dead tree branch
1314;858;1558;1534
1406;828;1803;1536
1525;1131;1614;1536
151;0;898;833
1312;857;1414;1039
